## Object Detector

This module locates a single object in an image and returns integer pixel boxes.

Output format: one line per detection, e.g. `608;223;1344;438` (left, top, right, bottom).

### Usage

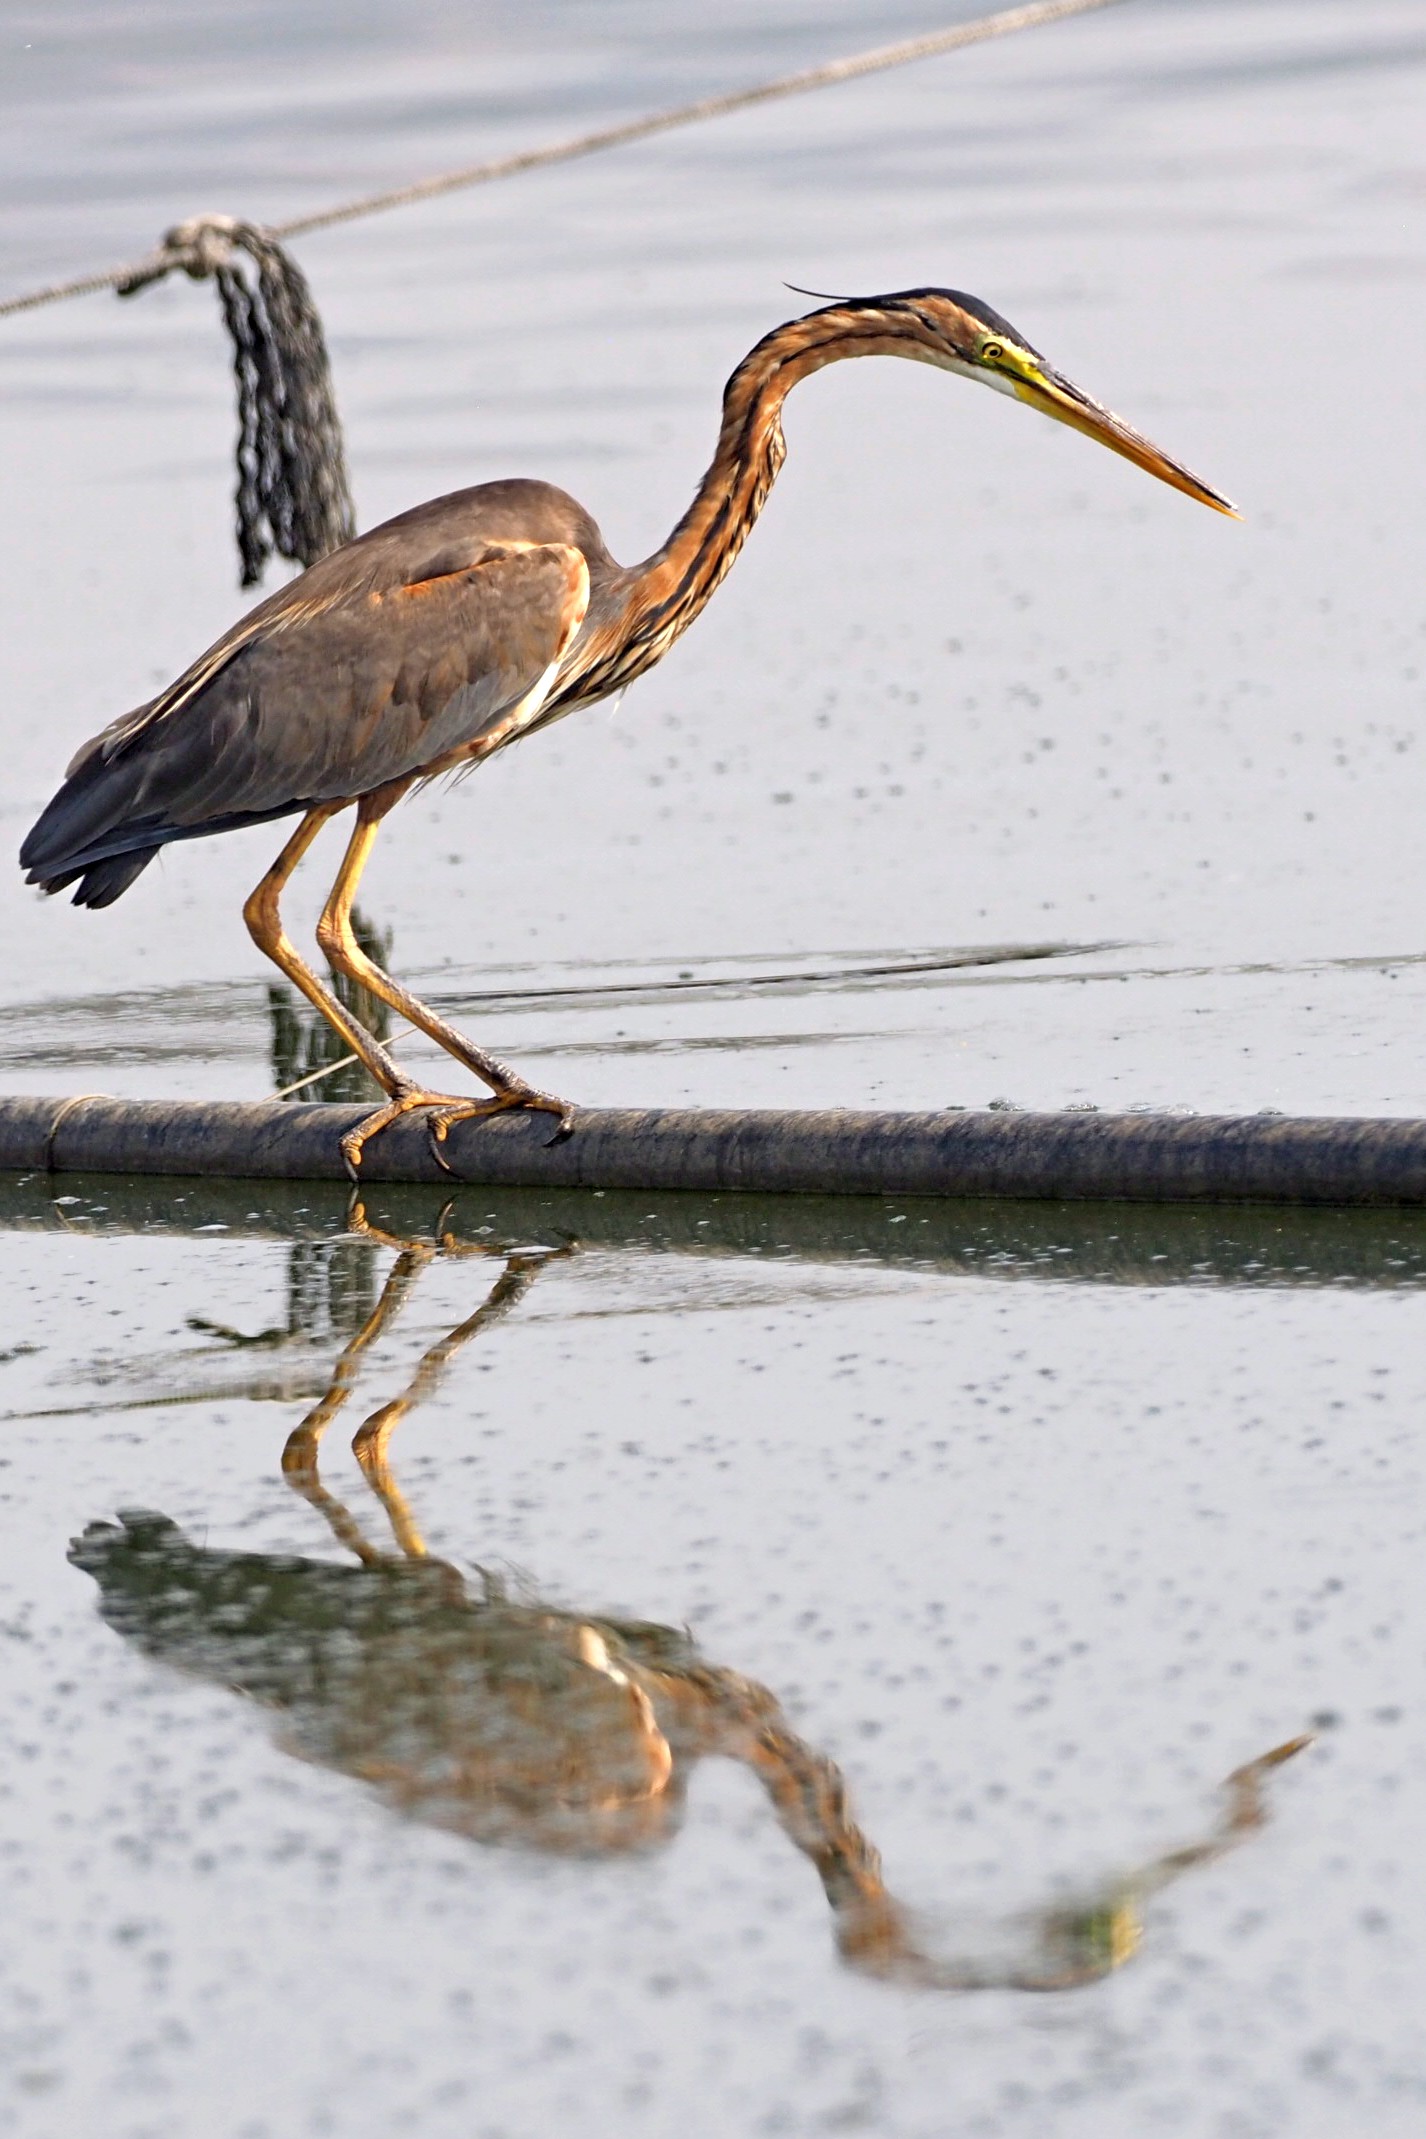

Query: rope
113;216;356;582
0;0;1123;322
41;1092;111;1174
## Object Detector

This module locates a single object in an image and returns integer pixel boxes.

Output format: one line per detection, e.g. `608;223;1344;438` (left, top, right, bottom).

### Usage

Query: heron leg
244;803;541;1177
245;805;413;1101
315;790;576;1169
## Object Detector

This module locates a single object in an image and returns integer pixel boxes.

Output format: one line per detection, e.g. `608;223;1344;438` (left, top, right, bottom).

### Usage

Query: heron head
817;287;1240;517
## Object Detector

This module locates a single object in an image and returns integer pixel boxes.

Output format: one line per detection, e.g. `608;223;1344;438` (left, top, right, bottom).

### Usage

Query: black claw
426;1124;457;1177
544;1112;576;1148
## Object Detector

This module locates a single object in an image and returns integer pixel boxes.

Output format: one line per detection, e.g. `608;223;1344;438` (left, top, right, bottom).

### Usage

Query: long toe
340;1086;477;1177
425;1086;577;1170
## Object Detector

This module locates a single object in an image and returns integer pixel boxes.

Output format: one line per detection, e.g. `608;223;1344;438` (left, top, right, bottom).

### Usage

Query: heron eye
981;342;1004;364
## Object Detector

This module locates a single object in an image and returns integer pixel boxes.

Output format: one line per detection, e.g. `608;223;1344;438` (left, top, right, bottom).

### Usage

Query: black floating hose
5;1096;1426;1206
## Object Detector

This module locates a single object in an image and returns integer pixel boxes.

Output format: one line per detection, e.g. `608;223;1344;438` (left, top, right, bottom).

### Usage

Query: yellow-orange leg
245;805;406;1097
315;791;575;1173
245;807;469;1177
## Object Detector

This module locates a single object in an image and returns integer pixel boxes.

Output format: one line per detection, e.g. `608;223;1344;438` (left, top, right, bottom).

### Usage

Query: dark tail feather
20;666;305;906
21;725;159;885
67;849;160;907
31;847;160;906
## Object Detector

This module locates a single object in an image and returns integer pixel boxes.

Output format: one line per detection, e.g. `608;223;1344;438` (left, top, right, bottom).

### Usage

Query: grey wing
21;541;589;901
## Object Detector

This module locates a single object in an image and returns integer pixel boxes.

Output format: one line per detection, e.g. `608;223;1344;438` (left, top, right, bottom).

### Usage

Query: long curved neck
572;307;915;704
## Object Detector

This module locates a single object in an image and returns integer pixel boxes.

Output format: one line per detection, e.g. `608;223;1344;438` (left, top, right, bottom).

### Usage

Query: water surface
3;3;1426;2133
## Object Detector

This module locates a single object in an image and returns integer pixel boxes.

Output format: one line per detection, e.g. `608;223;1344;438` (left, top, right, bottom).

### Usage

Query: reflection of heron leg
281;1235;436;1560
315;790;575;1171
352;1253;554;1557
285;1225;564;1564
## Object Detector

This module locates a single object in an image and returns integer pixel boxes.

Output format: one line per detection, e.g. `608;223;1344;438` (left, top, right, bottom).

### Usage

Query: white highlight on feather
461;545;591;762
575;1624;675;1798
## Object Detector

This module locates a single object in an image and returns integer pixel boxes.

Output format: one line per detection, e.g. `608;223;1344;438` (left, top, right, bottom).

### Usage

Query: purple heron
21;290;1236;1173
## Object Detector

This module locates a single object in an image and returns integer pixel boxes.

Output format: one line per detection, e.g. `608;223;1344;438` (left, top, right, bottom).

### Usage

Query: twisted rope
117;216;355;583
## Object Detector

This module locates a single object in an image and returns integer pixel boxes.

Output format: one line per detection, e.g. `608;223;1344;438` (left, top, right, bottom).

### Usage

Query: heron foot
340;1085;477;1179
340;1081;576;1180
426;1085;577;1175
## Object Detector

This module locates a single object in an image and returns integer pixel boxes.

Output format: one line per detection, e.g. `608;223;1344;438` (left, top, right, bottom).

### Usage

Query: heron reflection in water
71;1221;1306;1992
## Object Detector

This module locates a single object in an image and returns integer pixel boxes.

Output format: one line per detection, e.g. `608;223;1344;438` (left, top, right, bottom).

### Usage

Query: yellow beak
1013;370;1240;517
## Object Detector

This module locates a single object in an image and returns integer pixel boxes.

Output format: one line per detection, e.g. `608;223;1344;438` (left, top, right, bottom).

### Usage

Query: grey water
3;2;1426;2133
